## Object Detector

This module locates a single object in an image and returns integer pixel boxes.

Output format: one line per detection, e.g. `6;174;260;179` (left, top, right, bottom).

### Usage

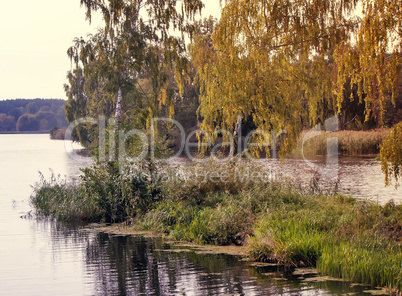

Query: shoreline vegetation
294;128;391;157
0;130;52;135
31;159;402;294
49;127;66;140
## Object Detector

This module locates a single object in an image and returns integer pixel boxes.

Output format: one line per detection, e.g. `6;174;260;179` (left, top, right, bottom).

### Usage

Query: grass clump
31;161;163;222
144;192;255;245
318;240;402;291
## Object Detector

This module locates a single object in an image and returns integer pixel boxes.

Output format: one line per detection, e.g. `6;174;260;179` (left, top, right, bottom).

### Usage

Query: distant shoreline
0;131;50;135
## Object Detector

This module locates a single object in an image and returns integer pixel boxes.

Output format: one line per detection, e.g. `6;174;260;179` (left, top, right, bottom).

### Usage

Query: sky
0;0;222;101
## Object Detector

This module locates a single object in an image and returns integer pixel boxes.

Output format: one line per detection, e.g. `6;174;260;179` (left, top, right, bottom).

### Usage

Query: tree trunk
233;115;243;155
114;0;143;125
115;87;123;125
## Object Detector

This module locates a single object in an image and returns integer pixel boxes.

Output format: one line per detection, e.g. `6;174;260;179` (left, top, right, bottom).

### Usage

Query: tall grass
31;161;163;222
298;128;390;156
318;241;402;291
248;195;402;292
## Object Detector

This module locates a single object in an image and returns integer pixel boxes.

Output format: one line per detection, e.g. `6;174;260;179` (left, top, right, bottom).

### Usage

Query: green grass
30;159;402;292
31;161;163;222
318;241;402;291
248;195;402;292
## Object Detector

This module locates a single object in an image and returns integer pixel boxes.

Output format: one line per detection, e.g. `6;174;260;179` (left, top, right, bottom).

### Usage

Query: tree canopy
334;0;402;126
64;0;401;183
191;0;400;157
65;0;203;146
381;121;402;187
0;99;67;132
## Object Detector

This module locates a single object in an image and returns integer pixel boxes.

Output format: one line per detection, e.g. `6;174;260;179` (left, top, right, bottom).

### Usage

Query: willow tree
65;0;203;147
334;0;402;127
192;0;359;155
381;122;402;187
333;0;401;185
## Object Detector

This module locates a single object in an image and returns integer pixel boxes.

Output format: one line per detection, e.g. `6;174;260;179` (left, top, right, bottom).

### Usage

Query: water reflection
254;158;400;204
30;221;372;296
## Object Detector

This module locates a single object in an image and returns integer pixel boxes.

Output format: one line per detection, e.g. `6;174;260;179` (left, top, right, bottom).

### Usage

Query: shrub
31;160;164;222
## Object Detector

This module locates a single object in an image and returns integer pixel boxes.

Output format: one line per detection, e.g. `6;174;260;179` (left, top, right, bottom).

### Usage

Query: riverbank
0;130;50;134
30;160;402;293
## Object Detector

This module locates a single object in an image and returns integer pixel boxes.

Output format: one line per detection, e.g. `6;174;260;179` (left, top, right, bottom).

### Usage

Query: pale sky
0;0;221;101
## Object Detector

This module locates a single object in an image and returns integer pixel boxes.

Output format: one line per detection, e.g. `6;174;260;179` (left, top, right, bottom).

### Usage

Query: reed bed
297;128;390;156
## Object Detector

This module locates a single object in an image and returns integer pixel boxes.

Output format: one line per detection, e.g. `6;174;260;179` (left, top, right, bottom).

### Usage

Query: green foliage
80;161;163;221
31;161;164;222
65;0;203;149
164;193;255;245
318;240;402;291
334;0;401;126
30;172;91;220
248;194;402;292
139;199;196;233
190;1;401;174
31;158;402;291
381;122;402;186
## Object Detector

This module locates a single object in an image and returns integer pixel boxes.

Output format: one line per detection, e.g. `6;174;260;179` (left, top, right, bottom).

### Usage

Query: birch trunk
114;0;143;125
115;87;123;123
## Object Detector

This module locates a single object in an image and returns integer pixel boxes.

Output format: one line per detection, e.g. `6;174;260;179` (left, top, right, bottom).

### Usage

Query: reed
318;240;402;291
297;128;390;156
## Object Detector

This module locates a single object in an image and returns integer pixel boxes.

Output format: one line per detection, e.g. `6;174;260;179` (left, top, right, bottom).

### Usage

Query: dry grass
295;128;390;157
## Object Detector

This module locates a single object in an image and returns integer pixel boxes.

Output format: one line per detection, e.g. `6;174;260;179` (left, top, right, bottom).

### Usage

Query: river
0;134;399;295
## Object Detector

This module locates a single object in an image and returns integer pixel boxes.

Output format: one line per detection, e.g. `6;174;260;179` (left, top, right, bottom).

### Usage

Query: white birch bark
115;87;123;122
114;0;143;125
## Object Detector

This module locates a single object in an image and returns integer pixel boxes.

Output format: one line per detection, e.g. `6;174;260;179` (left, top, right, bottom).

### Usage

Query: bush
31;160;164;222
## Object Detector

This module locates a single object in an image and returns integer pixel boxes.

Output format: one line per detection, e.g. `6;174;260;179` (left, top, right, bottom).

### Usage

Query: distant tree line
0;99;68;132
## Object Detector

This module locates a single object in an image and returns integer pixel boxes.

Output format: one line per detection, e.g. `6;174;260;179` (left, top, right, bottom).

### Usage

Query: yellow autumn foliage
381;122;402;186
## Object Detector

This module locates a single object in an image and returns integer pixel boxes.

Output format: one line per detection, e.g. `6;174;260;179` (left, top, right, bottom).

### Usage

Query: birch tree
65;0;203;142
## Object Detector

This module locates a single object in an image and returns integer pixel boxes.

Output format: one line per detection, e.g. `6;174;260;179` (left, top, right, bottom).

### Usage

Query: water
259;157;401;204
0;134;398;295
